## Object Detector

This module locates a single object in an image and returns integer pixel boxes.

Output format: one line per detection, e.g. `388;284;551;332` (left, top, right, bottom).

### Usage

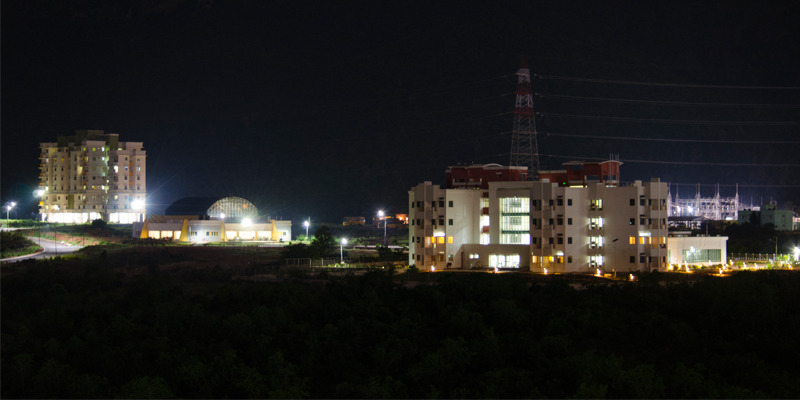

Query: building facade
39;130;146;223
132;218;291;243
446;163;529;189
409;164;670;273
666;233;728;266
737;202;797;231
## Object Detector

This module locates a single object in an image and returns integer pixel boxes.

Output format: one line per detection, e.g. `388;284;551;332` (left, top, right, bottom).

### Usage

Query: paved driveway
0;237;83;263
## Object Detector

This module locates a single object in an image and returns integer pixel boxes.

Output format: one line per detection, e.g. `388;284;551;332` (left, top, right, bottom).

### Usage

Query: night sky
3;0;799;222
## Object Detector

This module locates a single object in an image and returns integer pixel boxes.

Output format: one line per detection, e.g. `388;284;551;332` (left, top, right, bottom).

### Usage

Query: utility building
409;162;671;273
38;130;146;223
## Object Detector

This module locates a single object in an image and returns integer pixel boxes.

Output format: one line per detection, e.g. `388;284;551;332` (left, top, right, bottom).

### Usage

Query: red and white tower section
509;57;540;180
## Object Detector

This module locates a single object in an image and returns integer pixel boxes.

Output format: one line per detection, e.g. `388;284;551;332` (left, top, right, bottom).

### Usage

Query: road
0;237;83;263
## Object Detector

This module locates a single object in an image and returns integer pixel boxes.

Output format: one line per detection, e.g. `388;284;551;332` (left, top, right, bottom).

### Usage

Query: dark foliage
724;222;785;254
376;244;406;262
310;225;337;257
2;264;800;398
282;243;320;260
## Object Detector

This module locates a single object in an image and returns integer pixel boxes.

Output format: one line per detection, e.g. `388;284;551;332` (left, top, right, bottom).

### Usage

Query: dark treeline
2;264;800;398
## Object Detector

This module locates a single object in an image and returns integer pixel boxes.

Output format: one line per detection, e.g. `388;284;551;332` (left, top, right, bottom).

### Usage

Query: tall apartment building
38;130;146;223
408;162;669;273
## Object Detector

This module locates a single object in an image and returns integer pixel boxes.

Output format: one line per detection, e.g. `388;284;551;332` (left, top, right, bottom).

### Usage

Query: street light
131;199;145;223
242;218;252;228
340;238;347;264
378;210;387;245
304;220;310;241
5;201;16;226
611;238;619;275
220;212;225;219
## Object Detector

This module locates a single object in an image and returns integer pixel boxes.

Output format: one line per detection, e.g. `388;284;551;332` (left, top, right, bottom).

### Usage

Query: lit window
629;236;635;244
447;236;453;243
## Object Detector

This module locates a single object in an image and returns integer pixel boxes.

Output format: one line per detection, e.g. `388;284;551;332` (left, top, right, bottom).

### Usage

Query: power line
537;112;800;125
542;132;800;144
536;93;800;108
542;153;800;167
535;74;800;89
670;183;800;188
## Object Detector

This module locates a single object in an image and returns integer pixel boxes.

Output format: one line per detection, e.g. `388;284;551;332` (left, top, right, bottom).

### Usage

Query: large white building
39;130;146;223
409;166;671;273
131;196;292;243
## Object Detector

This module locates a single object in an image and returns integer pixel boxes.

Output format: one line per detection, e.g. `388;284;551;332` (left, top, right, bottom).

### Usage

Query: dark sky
3;0;800;221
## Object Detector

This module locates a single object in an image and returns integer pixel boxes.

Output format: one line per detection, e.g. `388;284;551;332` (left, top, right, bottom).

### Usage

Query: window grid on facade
500;197;530;245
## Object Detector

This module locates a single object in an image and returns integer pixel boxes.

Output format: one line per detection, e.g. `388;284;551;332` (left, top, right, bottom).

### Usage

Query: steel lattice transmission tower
509;57;539;180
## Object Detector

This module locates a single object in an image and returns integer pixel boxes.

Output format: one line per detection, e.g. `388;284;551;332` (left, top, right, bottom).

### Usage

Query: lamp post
5;201;16;227
304;220;310;241
611;238;619;276
378;210;387;245
775;236;779;259
340;238;347;264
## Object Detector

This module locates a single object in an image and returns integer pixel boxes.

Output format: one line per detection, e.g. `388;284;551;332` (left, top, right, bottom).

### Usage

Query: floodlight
242;218;252;228
341;238;347;245
220;213;225;219
131;199;144;210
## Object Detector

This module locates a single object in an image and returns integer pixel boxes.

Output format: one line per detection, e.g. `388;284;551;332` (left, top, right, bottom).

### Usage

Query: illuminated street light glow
304;220;310;240
220;213;225;219
378;210;387;245
131;199;145;210
34;189;44;197
242;218;252;227
340;238;347;264
5;201;16;223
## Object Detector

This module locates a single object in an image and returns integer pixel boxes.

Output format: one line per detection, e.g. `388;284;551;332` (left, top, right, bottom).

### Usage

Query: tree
282;243;320;259
310;225;336;257
91;219;107;229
